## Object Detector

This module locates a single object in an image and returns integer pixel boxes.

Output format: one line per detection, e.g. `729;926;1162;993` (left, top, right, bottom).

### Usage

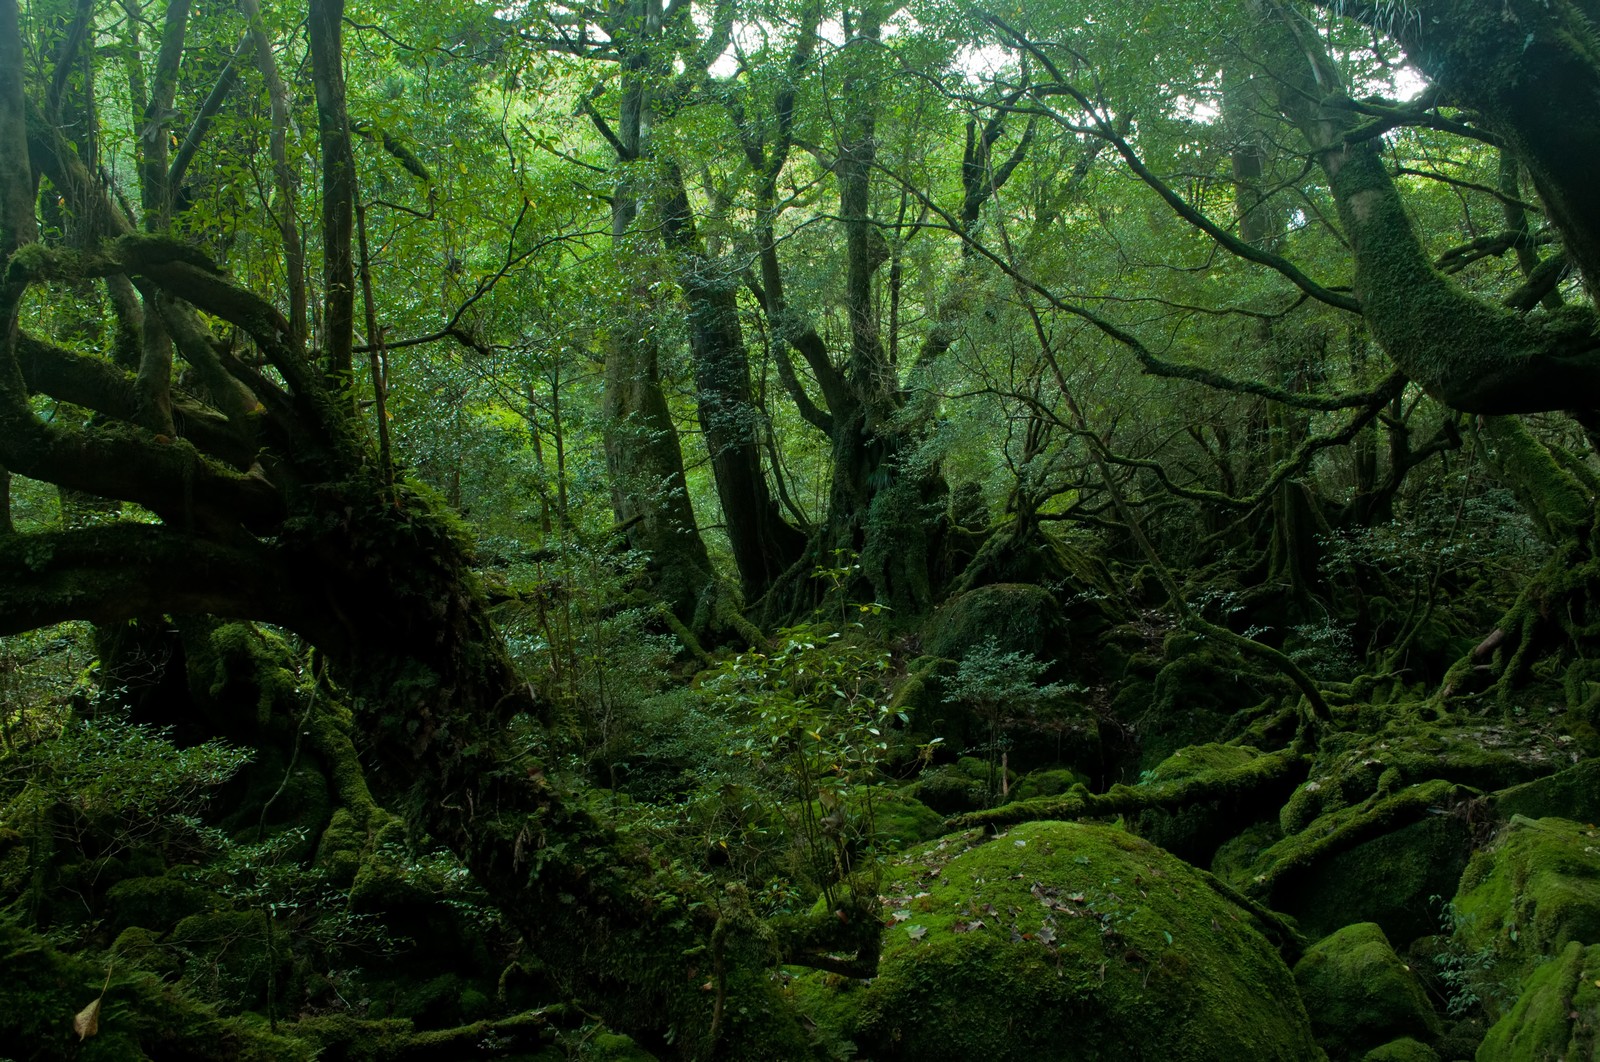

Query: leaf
74;997;100;1041
906;924;927;941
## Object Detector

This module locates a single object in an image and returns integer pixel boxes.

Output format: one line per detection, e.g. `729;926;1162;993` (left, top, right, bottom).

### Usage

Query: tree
0;1;859;1055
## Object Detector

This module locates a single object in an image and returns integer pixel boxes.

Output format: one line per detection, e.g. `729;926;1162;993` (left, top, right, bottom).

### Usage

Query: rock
1362;1038;1440;1062
1453;815;1600;1005
1474;941;1600;1061
1292;922;1442;1060
846;821;1324;1060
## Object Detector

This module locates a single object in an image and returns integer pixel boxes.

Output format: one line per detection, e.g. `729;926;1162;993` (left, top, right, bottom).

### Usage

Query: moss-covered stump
845;822;1323;1060
1474;941;1599;1061
1292;923;1442;1060
1453;815;1600;1005
0;912;308;1061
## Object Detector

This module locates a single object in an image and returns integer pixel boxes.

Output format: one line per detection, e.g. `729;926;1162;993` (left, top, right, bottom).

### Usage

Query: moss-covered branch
1243;779;1473;902
0;525;297;636
948;747;1309;830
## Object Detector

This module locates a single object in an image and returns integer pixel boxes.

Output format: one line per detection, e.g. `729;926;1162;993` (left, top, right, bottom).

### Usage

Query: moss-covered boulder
1453;815;1600;1001
922;583;1063;662
1292;923;1442;1060
1362;1038;1440;1062
1474;940;1600;1061
105;873;208;933
869;790;946;851
1138;744;1298;864
1492;758;1600;824
846;821;1323;1060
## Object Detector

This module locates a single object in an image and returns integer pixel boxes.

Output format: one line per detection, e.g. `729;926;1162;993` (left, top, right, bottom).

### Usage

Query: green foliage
700;620;898;906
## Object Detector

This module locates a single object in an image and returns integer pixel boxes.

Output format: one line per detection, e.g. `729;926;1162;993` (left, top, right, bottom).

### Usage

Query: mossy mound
1012;767;1087;802
1492;758;1600;824
922;583;1062;661
105;873;208;933
1362;1038;1440;1062
848;821;1323;1060
1453;815;1600;996
868;790;946;851
1474;940;1600;1061
1292;922;1442;1060
1117;641;1276;772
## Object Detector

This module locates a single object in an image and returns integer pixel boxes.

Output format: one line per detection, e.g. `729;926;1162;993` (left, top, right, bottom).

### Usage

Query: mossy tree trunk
1264;1;1600;688
0;4;837;1054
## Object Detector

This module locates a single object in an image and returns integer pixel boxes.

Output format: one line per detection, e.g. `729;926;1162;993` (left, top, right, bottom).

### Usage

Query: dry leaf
73;997;100;1041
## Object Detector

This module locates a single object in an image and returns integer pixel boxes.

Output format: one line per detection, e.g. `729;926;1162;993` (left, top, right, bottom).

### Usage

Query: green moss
105;874;207;933
1243;783;1473;946
1138;744;1293;864
867;790;945;851
849;822;1324;1060
922;583;1062;661
1453;815;1600;1003
1493;759;1600;824
1280;721;1561;837
0;912;308;1061
1012;767;1087;802
1292;923;1442;1060
1474;941;1600;1061
1361;1038;1439;1062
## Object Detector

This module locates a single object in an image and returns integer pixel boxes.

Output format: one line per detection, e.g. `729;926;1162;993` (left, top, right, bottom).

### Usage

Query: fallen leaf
906;924;927;941
74;998;100;1042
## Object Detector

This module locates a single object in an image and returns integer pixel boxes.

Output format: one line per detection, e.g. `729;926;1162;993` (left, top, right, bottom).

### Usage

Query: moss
1492;759;1600;824
105;874;207;933
1474;941;1600;1061
0;912;309;1061
1453;815;1600;1003
1292;923;1442;1060
867;790;945;851
1245;787;1473;946
848;821;1324;1060
1280;720;1561;837
922;583;1062;661
583;1031;660;1060
1360;1038;1439;1062
1138;744;1294;864
1012;767;1087;802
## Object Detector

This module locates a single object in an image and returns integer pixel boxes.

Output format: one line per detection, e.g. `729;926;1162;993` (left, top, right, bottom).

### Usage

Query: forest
2;0;1600;1058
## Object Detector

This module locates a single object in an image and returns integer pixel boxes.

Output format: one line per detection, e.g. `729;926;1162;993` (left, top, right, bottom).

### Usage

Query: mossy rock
1453;815;1600;1001
1012;767;1087;802
908;758;1003;815
1211;821;1283;884
846;821;1324;1060
869;791;946;851
105;874;208;933
168;910;285;1009
1138;744;1295;864
1362;1038;1440;1062
1292;922;1442;1060
1281;721;1564;837
1121;646;1273;772
922;583;1063;662
1492;758;1600;824
1474;940;1600;1061
1265;811;1471;947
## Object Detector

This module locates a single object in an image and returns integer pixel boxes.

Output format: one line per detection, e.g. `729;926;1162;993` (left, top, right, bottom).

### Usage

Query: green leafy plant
947;638;1078;806
701;619;898;906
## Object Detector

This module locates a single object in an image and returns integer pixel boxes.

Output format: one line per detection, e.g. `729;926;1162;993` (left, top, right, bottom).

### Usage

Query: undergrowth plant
700;613;898;908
